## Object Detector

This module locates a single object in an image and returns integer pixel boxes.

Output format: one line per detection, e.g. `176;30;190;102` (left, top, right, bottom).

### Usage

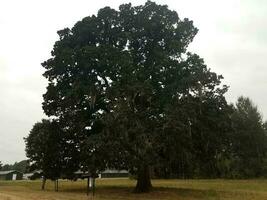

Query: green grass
1;178;267;199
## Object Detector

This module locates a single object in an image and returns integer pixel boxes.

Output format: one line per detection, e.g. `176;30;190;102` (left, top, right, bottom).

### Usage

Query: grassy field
1;178;267;199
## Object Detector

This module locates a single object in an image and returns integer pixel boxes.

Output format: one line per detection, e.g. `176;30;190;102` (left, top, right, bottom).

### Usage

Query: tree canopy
25;1;267;194
40;1;231;192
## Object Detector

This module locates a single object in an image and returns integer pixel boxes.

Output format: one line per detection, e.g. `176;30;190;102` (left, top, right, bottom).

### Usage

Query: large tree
42;1;229;192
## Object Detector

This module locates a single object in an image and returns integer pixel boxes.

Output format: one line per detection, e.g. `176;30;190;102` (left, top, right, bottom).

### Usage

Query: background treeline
155;96;267;179
0;160;29;173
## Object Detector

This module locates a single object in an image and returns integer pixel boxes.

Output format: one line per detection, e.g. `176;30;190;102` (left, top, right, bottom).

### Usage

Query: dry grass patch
1;179;267;199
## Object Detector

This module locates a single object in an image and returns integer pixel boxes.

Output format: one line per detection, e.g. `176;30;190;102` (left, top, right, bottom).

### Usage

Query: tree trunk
92;178;96;196
54;179;59;192
41;177;46;190
56;179;59;192
87;177;89;196
134;164;152;193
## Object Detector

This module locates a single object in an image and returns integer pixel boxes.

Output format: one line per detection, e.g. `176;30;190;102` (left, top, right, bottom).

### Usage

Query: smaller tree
0;161;2;170
25;119;63;190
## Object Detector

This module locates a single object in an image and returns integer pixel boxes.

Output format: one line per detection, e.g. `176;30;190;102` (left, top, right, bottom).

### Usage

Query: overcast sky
0;0;266;164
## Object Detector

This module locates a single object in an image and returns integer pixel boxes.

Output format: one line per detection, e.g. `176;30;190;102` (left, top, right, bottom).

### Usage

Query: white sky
0;0;267;164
